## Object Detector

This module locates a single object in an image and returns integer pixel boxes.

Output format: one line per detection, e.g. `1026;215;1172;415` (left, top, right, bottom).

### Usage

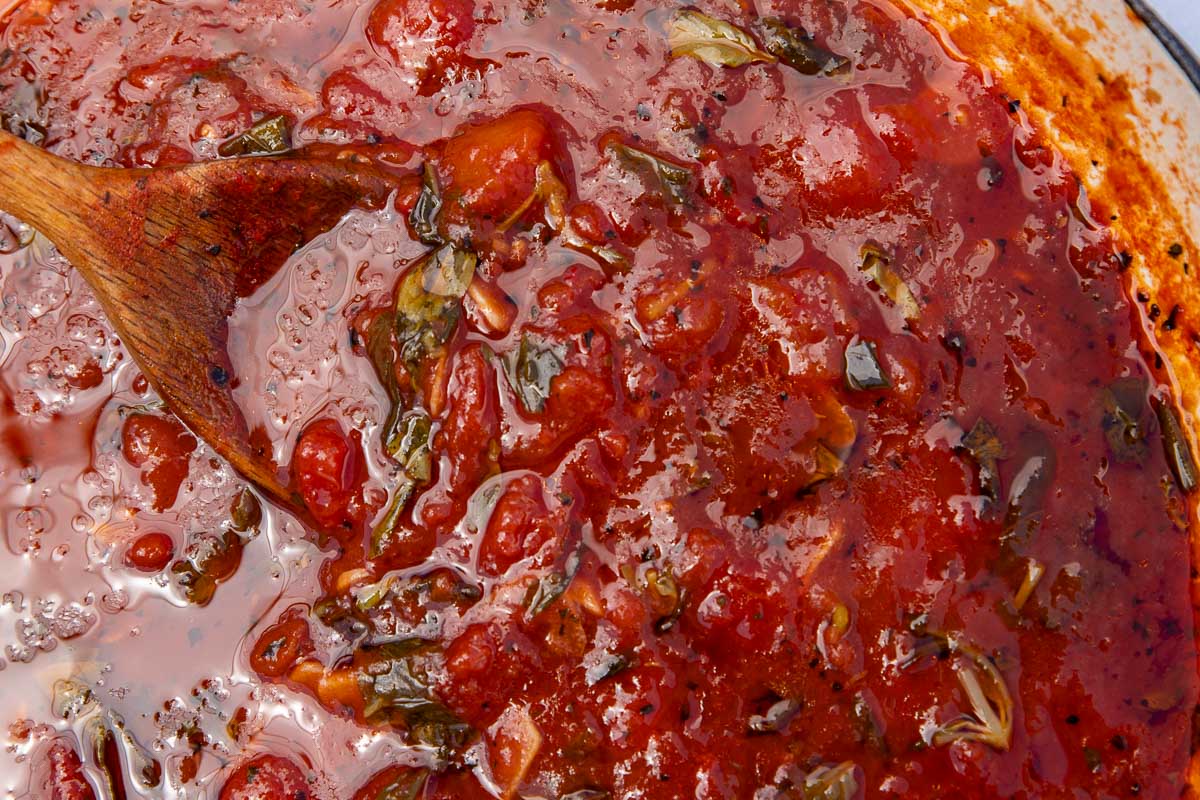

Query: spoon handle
0;130;110;247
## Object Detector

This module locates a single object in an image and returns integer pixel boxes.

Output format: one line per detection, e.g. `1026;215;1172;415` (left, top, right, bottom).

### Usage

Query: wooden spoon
0;129;400;510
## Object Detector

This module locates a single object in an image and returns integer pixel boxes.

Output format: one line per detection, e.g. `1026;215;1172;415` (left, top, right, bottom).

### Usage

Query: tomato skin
124;532;174;572
291;418;365;531
121;412;197;511
38;740;96;800
218;754;310;800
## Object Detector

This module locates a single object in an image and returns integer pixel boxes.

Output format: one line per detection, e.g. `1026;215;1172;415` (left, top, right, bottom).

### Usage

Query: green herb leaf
393;246;472;377
760;17;850;76
1155;399;1198;493
1101;377;1149;463
369;477;417;559
358;641;473;752
667;10;776;68
609;142;694;206
860;246;920;321
171;529;244;606
960;418;1005;504
505;333;567;414
410;164;444;246
844;337;890;391
217;115;290;157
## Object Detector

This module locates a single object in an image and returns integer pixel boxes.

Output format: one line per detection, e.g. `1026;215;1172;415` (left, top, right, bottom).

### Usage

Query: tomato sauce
0;0;1195;797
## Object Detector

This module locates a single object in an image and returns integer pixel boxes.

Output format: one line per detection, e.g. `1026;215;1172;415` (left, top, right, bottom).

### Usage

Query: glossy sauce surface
0;0;1195;798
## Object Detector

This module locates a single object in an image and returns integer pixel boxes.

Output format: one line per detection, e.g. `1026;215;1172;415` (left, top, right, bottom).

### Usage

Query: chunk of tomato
431;110;554;229
121;412;197;511
218;754;310;800
290;418;365;531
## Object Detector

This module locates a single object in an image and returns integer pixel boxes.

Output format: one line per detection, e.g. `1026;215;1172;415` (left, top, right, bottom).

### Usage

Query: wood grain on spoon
0;129;400;510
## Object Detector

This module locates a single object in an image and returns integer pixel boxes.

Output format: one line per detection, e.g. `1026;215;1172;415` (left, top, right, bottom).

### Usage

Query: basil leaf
393;245;473;376
358;641;473;752
1155;399;1198;493
960;418;1005;504
218;114;290;157
505;333;567;414
667;10;775;68
609;142;693;206
1101;377;1149;463
410;163;444;246
760;17;850;76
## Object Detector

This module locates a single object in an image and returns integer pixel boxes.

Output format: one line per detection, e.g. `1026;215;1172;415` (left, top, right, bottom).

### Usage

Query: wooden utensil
0;130;399;510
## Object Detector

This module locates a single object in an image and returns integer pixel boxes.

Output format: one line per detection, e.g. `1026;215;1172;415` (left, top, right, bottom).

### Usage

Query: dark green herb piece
1155;399;1198;493
394;245;475;376
358;641;473;753
960;418;1005;503
561;792;610;800
525;571;570;618
370;477;417;559
1002;448;1054;542
844;338;890;391
410;163;444;246
667;10;775;68
217;115;290;157
171;529;244;606
760;17;850;76
609;142;694;206
505;334;567;414
229;487;262;533
1101;377;1149;463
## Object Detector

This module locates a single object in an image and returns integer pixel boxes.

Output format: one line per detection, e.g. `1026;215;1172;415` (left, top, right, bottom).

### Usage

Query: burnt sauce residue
0;0;1196;797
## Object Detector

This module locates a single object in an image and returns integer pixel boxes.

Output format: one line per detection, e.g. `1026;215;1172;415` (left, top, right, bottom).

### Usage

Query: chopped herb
960;418;1005;503
844;338;890;391
666;10;775;68
609;141;693;206
392;245;474;378
217;115;290;157
409;163;445;246
505;333;567;414
357;641;473;753
228;487;262;533
759;17;850;76
369;477;417;559
1155;399;1198;493
1101;377;1149;463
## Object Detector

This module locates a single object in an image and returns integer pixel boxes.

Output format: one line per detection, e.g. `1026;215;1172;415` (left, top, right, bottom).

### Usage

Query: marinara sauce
0;0;1195;798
